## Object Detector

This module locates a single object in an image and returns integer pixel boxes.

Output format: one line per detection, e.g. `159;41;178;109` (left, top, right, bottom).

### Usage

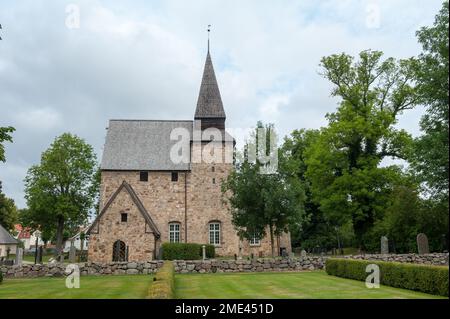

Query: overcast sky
0;0;443;208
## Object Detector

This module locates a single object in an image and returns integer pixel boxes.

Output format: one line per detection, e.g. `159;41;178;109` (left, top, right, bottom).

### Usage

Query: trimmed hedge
147;261;175;299
161;243;215;260
326;258;449;297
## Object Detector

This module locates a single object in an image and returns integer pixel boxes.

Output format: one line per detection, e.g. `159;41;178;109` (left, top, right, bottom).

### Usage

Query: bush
147;261;174;299
0;270;3;284
326;258;449;296
161;243;215;260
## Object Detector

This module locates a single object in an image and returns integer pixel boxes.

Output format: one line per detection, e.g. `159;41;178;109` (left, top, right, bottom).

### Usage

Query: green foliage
147;261;175;299
306;50;418;248
23;133;98;255
0;182;18;231
326;258;448;296
0;270;3;284
411;1;449;204
161;243;215;260
0;126;15;163
223;122;305;256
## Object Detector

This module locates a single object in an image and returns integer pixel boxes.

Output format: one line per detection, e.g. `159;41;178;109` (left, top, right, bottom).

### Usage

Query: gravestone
380;236;389;254
202;245;206;260
69;243;76;263
417;233;429;254
300;250;307;257
15;248;23;266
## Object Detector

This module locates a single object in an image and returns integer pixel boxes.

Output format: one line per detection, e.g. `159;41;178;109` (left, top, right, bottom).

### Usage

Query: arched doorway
112;240;127;262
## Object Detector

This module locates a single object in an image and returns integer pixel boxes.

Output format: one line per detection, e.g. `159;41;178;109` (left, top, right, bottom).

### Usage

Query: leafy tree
24;133;98;257
0;126;15;163
411;1;449;202
0;182;18;231
305;50;418;249
280;129;338;251
222;123;305;257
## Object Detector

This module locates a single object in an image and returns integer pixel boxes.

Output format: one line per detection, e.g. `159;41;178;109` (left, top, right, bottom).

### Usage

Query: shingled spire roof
194;50;226;119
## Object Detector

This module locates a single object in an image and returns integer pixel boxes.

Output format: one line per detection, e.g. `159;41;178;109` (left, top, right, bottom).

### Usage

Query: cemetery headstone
202;245;206;260
69;244;76;263
417;233;429;254
300;250;307;257
15;248;23;266
380;236;389;254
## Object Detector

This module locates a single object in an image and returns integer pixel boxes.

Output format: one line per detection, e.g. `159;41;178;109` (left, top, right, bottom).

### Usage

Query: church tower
194;48;226;131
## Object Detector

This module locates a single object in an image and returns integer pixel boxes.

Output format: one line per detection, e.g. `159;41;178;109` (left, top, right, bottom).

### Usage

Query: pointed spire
194;44;226;119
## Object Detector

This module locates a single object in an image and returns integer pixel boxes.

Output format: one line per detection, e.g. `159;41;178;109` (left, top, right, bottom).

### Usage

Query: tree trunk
55;215;65;258
269;224;275;258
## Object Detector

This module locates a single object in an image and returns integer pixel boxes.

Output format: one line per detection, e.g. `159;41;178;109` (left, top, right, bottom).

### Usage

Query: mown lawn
0;275;152;299
175;271;446;299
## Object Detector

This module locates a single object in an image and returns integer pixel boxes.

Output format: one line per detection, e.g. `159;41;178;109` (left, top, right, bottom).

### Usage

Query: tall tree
411;1;449;201
0;126;15;163
306;50;418;248
222;123;305;257
24;133;98;257
0;182;18;231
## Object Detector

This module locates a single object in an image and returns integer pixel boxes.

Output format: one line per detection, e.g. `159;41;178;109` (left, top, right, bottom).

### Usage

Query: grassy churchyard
0;271;445;299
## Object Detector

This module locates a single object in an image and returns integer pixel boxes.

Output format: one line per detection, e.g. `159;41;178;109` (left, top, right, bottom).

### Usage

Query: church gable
88;181;160;238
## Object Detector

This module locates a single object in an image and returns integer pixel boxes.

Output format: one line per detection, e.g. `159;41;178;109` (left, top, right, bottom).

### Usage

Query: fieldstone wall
0;261;163;278
174;257;326;273
338;253;449;266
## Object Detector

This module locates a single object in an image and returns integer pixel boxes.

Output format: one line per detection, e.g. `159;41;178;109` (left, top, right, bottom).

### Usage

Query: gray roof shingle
0;224;19;245
194;51;226;119
101;120;193;171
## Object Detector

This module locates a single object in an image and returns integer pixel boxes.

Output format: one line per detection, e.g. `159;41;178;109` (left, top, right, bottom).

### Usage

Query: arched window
112;240;127;262
209;222;221;246
169;222;180;243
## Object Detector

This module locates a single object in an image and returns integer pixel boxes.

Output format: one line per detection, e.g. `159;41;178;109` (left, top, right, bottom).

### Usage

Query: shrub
0;270;3;284
161;243;215;260
326;258;449;296
147;261;174;299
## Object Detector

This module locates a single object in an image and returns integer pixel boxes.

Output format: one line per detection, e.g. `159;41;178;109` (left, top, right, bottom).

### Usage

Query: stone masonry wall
2;254;447;278
88;186;156;262
1;261;163;278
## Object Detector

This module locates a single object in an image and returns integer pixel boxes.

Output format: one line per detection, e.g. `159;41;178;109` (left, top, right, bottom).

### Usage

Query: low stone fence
1;253;447;278
0;261;164;278
174;256;326;273
337;253;449;266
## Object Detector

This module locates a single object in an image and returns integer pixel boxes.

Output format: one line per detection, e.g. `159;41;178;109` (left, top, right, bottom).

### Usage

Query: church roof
101;120;193;171
194;51;226;119
86;181;161;238
0;224;19;245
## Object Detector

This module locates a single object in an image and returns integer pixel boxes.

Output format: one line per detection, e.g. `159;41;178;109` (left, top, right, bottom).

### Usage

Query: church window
171;172;178;182
212;178;216;184
249;233;261;246
140;171;148;182
211;166;215;172
121;213;128;222
169;223;180;243
209;222;221;246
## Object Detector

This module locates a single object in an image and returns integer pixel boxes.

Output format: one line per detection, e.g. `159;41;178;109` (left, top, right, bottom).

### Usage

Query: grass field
0;275;152;299
175;271;446;299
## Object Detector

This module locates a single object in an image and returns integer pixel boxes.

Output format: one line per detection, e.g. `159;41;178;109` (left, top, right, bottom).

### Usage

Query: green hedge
0;270;3;284
326;258;449;296
161;243;215;260
147;261;175;299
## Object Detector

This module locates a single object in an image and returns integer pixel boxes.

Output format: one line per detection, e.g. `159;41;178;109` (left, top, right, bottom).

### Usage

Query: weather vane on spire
207;24;211;51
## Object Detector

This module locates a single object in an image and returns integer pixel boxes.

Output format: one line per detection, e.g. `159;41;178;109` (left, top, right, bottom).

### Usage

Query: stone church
87;47;291;262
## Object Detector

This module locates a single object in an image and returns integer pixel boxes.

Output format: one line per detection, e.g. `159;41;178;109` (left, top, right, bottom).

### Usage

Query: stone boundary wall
337;253;449;266
1;253;447;278
174;257;326;273
1;261;164;278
